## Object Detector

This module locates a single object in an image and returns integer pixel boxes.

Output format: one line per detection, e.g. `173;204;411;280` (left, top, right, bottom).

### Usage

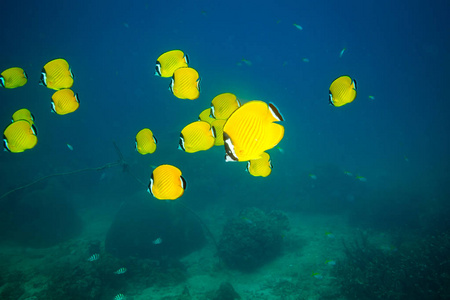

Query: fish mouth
155;62;161;76
3;138;10;152
328;91;334;106
178;134;186;151
39;69;47;86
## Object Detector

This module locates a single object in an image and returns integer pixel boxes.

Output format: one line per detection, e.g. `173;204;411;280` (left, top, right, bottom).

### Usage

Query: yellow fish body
328;75;357;107
3;120;37;153
12;108;34;125
170;67;200;100
210;93;241;120
223;100;284;162
246;152;272;177
148;164;186;200
198;108;215;124
40;58;73;90
179;121;215;153
51;89;79;115
0;67;27;89
211;119;226;146
135;128;157;155
155;50;189;77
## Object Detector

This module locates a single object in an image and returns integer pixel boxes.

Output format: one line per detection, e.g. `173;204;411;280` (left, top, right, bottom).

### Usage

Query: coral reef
333;231;450;299
0;271;25;299
41;252;187;299
218;207;289;271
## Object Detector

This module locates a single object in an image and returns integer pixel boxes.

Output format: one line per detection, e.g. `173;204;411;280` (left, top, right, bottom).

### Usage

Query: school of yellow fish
2;58;79;153
2;50;358;200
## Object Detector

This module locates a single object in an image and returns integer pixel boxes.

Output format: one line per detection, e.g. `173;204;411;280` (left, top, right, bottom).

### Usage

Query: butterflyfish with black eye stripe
328;75;357;107
51;89;79;115
246;152;272;177
211;119;226;146
170;67;200;100
148;164;186;200
210;93;241;120
223;100;284;162
0;67;27;88
39;58;73;90
135;128;157;155
155;50;189;77
198;108;215;124
179;121;215;153
3;120;37;153
12;108;34;125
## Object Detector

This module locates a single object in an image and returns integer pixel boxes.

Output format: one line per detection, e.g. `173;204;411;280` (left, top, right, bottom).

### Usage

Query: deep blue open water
0;0;449;299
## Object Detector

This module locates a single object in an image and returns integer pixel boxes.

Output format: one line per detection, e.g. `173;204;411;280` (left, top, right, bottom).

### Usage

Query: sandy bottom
0;205;394;300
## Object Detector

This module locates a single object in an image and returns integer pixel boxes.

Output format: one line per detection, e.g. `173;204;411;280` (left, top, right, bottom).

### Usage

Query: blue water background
0;0;449;225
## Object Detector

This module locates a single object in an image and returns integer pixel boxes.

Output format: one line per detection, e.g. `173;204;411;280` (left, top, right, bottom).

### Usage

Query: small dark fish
114;294;126;300
114;267;127;275
87;253;100;262
152;237;162;245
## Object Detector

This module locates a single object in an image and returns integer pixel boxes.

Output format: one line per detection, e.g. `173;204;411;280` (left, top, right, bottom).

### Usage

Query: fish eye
39;70;47;86
178;134;185;151
147;177;154;195
31;125;38;136
223;133;238;161
268;103;284;121
196;78;201;92
51;101;56;113
155;62;161;76
328;92;334;105
180;176;187;190
3;139;10;152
